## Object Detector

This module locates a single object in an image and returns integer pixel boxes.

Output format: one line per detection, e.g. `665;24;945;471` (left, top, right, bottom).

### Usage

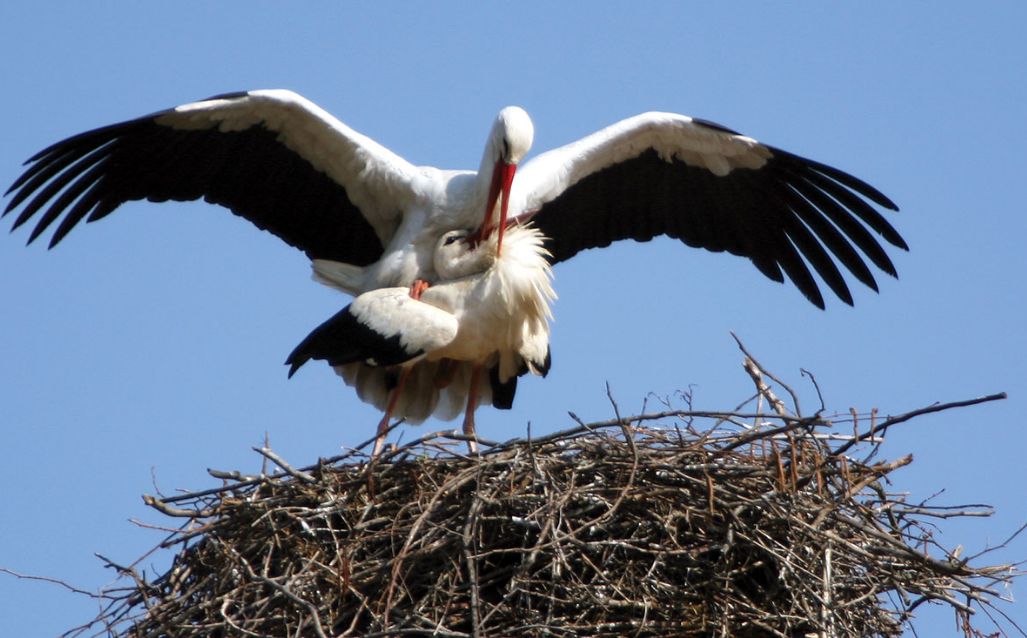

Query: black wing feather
5;113;384;265
285;304;423;377
531;144;904;309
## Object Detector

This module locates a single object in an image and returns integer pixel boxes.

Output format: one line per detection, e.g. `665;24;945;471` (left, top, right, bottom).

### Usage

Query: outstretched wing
4;90;422;265
514;113;906;308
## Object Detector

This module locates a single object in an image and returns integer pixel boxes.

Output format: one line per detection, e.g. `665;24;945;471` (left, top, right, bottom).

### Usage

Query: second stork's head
434;229;493;280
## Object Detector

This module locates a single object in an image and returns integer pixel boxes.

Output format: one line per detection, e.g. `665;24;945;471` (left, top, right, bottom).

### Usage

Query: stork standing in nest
4;91;906;453
287;223;554;455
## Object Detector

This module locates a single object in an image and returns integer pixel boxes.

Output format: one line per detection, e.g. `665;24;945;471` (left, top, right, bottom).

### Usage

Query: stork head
434;229;494;280
479;106;534;255
492;106;534;166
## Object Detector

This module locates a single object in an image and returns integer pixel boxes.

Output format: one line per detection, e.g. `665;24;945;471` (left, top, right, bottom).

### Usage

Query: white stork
4;90;906;453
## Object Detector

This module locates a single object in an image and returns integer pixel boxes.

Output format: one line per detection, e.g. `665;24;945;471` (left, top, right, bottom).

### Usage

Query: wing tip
285;357;306;379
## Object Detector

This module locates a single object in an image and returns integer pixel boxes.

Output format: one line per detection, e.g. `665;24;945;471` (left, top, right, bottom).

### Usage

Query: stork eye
502;138;510;158
444;234;463;246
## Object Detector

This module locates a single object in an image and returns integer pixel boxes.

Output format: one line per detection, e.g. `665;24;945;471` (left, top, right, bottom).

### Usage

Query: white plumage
290;224;554;453
4;90;906;452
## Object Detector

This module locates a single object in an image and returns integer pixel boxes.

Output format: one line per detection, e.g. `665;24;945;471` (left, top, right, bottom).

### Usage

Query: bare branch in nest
732;331;803;417
743;356;788;418
0;568;105;600
253;446;316;484
830;392;1008;458
24;347;1019;638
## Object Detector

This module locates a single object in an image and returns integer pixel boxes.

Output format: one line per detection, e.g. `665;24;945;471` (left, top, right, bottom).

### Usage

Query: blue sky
1;3;1024;636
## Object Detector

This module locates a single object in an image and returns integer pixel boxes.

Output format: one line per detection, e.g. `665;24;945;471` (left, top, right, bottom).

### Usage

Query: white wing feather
512;112;772;214
156;90;424;246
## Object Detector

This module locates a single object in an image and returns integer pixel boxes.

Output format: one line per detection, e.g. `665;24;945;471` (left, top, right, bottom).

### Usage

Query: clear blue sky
1;4;1024;636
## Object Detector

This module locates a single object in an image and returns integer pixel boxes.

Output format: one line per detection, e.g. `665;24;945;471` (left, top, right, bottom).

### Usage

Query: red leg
372;367;411;457
462;365;483;454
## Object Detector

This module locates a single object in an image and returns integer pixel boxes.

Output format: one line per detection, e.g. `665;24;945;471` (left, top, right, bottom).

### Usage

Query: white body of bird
293;225;554;432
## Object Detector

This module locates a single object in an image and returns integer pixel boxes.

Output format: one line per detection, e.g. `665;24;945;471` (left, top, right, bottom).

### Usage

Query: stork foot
462;417;479;455
409;279;430;300
371;415;391;457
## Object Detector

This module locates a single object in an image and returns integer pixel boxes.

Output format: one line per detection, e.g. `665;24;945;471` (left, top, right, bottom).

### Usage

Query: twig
801;368;825;414
742;357;787;417
831;393;1008;457
0;568;106;599
603;382;640;522
731;331;803;417
462;489;487;638
253;446;316;483
142;494;217;518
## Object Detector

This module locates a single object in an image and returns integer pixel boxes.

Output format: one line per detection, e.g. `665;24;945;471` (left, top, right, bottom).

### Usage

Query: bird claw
409;279;430;300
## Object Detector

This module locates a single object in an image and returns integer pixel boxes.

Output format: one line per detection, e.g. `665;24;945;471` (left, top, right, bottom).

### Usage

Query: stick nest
73;359;1016;637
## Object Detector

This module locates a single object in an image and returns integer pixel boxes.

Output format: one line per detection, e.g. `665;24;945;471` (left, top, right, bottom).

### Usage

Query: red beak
483;157;517;255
